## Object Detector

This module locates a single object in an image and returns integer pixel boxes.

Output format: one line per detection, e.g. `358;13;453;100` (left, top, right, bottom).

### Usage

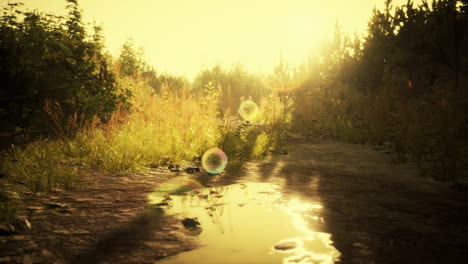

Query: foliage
0;1;129;133
219;93;293;164
193;65;270;111
0;73;293;182
115;39;187;92
294;0;468;179
2;140;79;193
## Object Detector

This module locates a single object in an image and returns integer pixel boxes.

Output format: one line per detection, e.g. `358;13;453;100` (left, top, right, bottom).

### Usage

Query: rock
184;167;200;174
12;217;32;231
8;224;16;233
183;226;203;236
168;164;180;172
180;217;203;235
274;240;298;251
181;218;200;228
24;219;32;230
44;202;67;209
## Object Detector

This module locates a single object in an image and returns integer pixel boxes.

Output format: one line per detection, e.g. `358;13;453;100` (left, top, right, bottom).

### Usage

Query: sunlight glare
13;0;423;80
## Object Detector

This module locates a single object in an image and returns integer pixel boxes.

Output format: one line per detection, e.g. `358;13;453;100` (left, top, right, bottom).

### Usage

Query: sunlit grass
2;140;79;193
62;79;222;173
0;78;293;192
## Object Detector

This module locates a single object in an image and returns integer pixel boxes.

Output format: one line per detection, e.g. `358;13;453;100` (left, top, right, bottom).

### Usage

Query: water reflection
149;182;340;264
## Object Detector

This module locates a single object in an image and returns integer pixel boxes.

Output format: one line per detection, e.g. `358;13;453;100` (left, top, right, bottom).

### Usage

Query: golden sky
14;0;418;80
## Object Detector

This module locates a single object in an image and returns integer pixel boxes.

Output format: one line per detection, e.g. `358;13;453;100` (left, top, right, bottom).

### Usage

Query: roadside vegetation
293;0;468;180
0;0;291;203
1;0;466;225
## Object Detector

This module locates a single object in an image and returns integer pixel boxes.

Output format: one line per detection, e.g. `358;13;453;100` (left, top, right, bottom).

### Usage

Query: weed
2;140;79;193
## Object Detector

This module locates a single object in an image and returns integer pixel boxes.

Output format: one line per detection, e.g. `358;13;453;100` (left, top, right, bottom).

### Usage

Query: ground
1;133;467;264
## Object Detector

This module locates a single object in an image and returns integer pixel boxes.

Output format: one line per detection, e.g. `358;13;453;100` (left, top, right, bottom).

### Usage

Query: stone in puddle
274;240;298;251
154;202;169;207
181;218;200;228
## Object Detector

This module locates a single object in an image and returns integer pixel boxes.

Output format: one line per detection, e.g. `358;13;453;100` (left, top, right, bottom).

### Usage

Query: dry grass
1;77;293;192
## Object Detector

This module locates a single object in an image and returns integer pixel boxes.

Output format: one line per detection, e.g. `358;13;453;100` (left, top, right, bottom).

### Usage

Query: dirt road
1;133;467;263
238;134;468;264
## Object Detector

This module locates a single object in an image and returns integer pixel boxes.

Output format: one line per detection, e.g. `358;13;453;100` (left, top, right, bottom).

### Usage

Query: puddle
148;182;340;264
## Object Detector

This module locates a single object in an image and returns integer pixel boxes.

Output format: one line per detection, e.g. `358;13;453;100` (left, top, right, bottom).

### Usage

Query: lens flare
147;177;204;204
202;148;228;174
238;100;259;121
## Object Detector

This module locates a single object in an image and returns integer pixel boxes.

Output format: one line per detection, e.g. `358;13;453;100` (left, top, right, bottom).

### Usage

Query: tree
0;0;129;133
117;38;144;78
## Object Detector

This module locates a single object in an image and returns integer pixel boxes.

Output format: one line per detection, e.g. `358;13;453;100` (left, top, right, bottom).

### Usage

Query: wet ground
1;133;468;263
152;182;340;264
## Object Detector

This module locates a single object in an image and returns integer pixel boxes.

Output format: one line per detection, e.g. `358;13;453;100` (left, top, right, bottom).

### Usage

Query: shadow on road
69;207;164;264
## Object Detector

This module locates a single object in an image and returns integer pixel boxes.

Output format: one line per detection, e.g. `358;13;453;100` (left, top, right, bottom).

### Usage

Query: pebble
274;240;297;251
181;218;200;228
16;218;31;231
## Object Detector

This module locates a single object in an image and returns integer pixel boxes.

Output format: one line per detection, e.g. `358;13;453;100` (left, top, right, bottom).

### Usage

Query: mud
1;133;468;263
233;134;468;264
0;168;198;264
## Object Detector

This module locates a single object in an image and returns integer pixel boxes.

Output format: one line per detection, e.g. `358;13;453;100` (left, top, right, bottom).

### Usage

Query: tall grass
1;77;293;192
2;140;79;192
220;93;293;160
62;78;222;173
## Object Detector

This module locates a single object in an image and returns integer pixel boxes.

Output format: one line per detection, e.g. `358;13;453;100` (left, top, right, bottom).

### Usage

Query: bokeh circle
202;148;228;174
238;100;259;121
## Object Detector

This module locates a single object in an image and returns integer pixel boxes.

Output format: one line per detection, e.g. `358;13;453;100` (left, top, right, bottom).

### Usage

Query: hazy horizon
6;0;421;80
